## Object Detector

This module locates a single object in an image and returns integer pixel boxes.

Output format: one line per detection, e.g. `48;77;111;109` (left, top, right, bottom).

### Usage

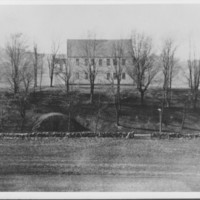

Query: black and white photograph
0;0;200;194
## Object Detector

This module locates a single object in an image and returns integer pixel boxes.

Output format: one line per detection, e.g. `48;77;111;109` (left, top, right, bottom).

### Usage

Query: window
56;63;63;72
75;72;79;79
113;59;117;66
76;59;79;66
85;58;88;66
85;72;88;80
91;58;95;66
99;59;102;66
122;72;126;80
107;59;110;66
122;59;126;66
113;73;117;80
107;73;110;80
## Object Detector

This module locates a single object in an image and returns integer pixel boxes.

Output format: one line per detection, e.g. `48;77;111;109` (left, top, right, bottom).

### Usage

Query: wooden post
158;108;162;138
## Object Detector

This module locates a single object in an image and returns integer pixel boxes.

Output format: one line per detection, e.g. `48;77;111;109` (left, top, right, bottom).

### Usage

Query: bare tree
16;56;34;131
80;36;99;103
20;60;33;94
31;45;45;91
112;81;120;126
32;44;39;89
110;40;126;125
1;33;35;131
55;56;72;93
126;31;159;105
3;33;28;94
160;38;177;107
48;41;59;87
108;80;121;127
14;92;29;132
38;54;44;91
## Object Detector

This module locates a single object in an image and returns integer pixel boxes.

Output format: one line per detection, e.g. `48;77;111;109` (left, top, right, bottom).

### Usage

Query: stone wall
0;131;200;139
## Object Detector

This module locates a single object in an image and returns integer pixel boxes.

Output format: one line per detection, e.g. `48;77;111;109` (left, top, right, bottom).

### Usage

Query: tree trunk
14;77;19;94
66;79;69;93
39;71;43;91
68;111;71;132
95;94;101;134
34;46;38;88
14;67;19;94
166;94;170;108
167;86;171;107
193;92;198;109
117;78;121;110
114;93;120;126
180;102;187;133
163;88;166;106
159;111;162;135
20;117;25;132
14;84;18;94
90;83;94;103
0;108;4;131
50;75;53;87
34;69;37;88
169;64;173;106
116;108;120;126
163;88;170;107
140;91;144;105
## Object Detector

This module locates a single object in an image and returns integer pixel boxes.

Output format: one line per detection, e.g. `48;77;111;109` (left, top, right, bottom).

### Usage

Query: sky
0;4;200;60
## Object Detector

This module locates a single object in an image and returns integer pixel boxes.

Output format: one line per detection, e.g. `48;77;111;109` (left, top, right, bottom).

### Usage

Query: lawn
0;137;200;191
32;86;200;134
1;85;200;134
0;85;200;192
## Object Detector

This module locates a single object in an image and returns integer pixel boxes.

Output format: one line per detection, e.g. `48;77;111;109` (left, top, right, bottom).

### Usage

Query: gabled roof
67;39;132;58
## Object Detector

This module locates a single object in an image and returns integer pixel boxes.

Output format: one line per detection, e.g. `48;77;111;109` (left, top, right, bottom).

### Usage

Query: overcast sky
0;4;200;60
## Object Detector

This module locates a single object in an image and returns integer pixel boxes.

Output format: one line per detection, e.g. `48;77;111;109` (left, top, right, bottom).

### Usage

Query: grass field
1;137;200;191
1;85;200;134
1;86;200;192
29;86;200;134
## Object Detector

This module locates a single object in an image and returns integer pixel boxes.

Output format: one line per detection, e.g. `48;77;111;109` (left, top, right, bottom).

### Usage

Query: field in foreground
0;137;200;191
